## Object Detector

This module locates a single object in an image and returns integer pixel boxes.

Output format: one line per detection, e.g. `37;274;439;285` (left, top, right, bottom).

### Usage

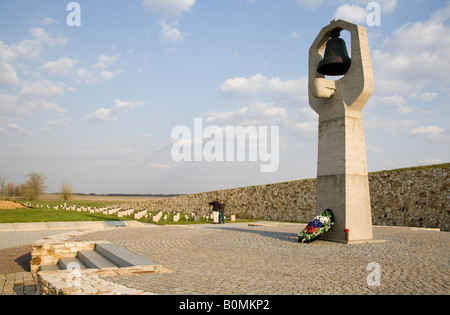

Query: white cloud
291;31;302;40
93;54;119;69
205;102;287;126
411;92;438;103
0;41;15;61
333;4;368;24
40;17;58;25
143;0;194;44
83;108;118;123
44;118;71;129
81;99;144;124
11;28;66;60
0;93;65;116
377;0;397;14
74;54;120;85
216;74;316;141
1;30;90;102
29;28;66;47
114;99;144;110
0;41;18;87
204;102;317;141
372;4;450;95
159;20;189;42
7;123;32;136
410;126;450;142
0;30;72;119
0;78;67;116
0;61;18;87
40;57;77;76
99;70;116;81
0;94;21;116
298;0;397;14
20;80;65;98
220;73;307;102
372;95;416;115
142;0;196;17
365;113;417;136
378;95;406;107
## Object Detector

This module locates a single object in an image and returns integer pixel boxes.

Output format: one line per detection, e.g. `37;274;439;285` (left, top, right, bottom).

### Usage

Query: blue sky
0;0;449;194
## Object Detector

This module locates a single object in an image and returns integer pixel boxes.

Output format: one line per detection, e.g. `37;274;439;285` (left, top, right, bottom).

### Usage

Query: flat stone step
77;250;118;269
58;257;87;270
40;264;60;272
95;243;157;268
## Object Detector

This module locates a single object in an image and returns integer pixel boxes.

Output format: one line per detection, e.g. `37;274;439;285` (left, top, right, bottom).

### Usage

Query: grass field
0;205;250;225
0;194;147;224
1;194;162;209
0;198;252;225
0;208;129;223
0;195;250;225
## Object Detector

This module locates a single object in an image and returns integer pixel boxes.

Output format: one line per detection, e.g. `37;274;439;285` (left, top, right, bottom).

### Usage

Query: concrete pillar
308;20;374;243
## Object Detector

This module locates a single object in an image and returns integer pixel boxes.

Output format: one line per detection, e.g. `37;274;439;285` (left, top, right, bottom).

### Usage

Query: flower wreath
298;209;335;243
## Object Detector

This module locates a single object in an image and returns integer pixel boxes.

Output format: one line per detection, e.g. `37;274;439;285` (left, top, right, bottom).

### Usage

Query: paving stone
71;223;450;295
2;223;449;295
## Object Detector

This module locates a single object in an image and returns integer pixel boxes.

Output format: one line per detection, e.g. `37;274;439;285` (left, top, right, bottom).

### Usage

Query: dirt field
0;201;27;210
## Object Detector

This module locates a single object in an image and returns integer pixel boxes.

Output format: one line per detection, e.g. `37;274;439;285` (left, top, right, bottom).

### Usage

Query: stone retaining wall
370;167;448;231
132;165;449;231
32;229;171;295
31;231;99;275
37;267;161;295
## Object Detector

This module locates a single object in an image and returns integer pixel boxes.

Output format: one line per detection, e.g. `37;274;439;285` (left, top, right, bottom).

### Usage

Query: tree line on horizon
0;172;72;202
1;172;183;202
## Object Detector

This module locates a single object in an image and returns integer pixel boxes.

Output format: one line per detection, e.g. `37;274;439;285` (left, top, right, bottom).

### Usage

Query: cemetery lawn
139;213;257;226
0;199;127;224
0;209;127;223
0;208;129;223
0;207;255;225
0;198;257;225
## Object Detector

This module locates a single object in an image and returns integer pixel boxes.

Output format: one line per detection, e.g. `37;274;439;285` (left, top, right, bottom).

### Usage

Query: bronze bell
317;29;351;76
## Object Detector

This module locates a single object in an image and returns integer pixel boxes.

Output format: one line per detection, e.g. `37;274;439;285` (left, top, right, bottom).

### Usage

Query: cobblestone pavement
0;230;73;250
0;230;72;295
0;272;36;295
72;223;450;295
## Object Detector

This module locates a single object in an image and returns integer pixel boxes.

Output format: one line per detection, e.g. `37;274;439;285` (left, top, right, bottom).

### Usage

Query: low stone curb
37;265;171;295
0;220;145;232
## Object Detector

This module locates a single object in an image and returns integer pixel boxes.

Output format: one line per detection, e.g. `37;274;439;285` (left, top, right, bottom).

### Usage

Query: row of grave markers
25;202;236;223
